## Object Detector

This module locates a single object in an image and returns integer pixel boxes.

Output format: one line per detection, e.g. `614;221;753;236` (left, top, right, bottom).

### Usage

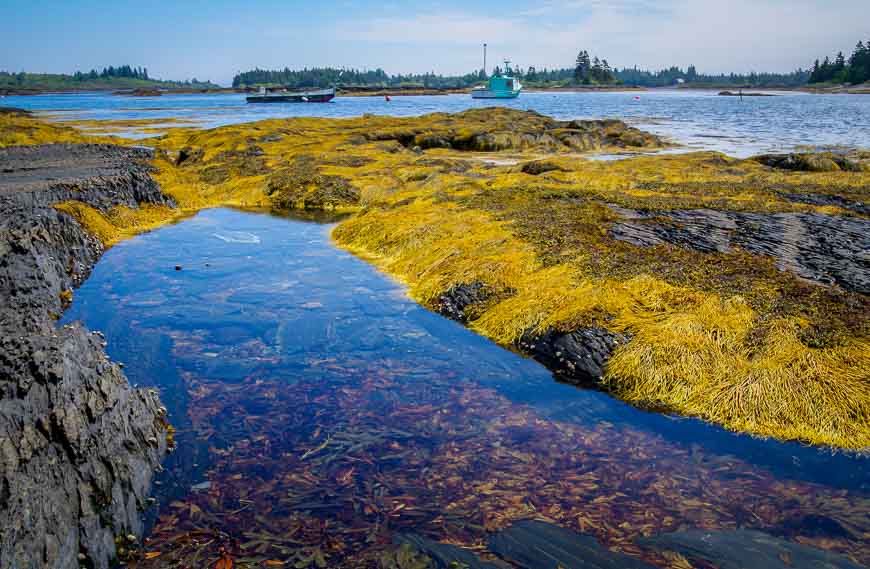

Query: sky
1;0;867;85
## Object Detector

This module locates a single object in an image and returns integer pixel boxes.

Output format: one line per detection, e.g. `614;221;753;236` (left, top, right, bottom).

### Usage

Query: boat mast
483;43;487;77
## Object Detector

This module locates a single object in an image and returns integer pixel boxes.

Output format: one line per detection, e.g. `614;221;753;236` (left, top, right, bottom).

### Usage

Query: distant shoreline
3;83;868;98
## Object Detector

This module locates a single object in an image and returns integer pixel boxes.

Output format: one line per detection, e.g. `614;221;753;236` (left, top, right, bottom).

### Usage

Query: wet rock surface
488;520;656;568
638;529;866;569
610;207;870;294
519;328;629;385
0;144;170;568
435;282;491;323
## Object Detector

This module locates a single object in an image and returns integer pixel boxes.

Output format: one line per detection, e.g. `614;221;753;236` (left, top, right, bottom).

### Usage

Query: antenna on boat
483;43;487;77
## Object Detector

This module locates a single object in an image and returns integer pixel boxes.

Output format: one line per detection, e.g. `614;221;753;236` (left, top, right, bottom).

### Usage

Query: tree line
232;67;486;89
233;59;810;89
809;40;870;84
72;65;149;81
0;66;218;90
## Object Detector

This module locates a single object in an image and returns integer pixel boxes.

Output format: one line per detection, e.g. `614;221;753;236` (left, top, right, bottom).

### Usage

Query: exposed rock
754;153;863;172
0;143;176;211
489;520;656;568
610;207;870;294
435;282;490;323
638;529;865;569
780;191;869;216
0;144;170;569
519;328;629;385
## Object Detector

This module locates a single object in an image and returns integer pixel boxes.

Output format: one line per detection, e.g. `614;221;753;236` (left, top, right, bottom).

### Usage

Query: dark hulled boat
246;87;335;103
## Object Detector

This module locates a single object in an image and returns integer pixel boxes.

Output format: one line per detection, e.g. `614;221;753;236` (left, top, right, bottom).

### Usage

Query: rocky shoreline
0;143;172;568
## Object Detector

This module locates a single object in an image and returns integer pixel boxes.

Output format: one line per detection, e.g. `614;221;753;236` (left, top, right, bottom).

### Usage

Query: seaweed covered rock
0;144;171;569
267;154;360;209
365;108;666;153
754;152;864;172
199;146;268;184
519;160;567;175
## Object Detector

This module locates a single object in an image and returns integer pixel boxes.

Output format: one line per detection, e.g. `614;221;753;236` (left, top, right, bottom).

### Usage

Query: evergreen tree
574;50;590;84
810;59;821;83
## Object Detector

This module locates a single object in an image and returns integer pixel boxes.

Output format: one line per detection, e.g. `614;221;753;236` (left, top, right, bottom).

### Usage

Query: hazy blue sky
2;0;866;85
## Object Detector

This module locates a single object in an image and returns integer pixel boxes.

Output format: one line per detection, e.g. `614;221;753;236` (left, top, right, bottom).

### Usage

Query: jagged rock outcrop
0;144;172;569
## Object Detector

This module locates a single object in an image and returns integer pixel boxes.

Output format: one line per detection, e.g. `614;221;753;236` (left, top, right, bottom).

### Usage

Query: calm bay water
62;208;869;567
5;89;870;157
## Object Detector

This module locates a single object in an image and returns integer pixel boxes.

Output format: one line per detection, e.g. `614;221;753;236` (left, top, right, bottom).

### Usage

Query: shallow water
62;208;869;567
5;89;870;157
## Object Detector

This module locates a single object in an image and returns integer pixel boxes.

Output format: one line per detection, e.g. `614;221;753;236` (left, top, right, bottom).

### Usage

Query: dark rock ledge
436;283;626;386
0;144;174;569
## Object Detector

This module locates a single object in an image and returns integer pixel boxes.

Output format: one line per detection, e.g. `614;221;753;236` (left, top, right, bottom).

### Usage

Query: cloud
335;0;869;74
335;12;522;45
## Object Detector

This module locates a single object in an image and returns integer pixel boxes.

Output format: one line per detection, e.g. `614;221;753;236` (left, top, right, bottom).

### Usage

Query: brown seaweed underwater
142;362;869;568
3;108;869;567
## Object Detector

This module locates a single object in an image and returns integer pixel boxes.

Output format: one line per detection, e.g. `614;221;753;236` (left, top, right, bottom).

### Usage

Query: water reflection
62;208;869;567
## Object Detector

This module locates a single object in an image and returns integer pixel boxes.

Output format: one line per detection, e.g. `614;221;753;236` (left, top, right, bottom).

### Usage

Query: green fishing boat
472;52;522;99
